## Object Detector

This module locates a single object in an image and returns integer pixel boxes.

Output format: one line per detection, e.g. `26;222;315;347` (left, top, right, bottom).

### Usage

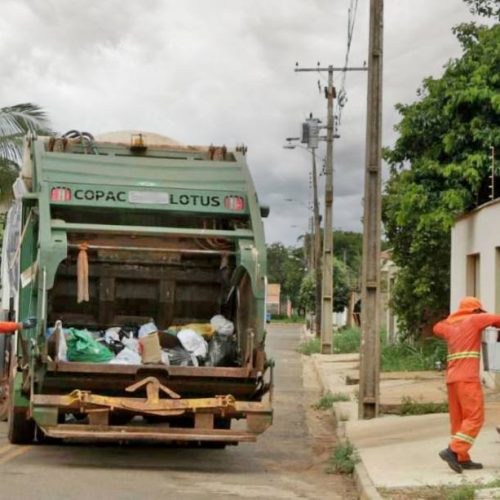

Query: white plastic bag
122;336;140;353
109;347;141;365
210;314;234;337
139;322;158;338
177;328;208;358
104;327;121;344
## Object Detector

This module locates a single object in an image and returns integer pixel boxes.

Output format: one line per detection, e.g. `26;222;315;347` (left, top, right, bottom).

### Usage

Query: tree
333;230;363;290
266;243;306;309
298;258;350;313
383;19;499;336
463;0;499;18
0;103;50;204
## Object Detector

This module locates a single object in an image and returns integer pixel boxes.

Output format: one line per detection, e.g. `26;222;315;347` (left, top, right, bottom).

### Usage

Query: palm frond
0;103;51;164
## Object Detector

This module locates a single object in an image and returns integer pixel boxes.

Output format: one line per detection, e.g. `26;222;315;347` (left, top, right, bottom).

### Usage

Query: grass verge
297;327;448;376
399;397;448;416
313;392;350;410
380;477;500;499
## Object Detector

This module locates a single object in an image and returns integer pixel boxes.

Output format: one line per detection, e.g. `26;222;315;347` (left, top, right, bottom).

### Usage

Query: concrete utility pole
321;67;335;354
296;64;366;353
359;0;384;419
311;150;322;337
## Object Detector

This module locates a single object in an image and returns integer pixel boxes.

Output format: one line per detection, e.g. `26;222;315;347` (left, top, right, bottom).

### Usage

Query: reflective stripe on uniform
447;351;480;361
453;432;475;445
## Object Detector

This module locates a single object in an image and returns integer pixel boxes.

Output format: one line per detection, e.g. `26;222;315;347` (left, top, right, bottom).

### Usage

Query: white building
451;199;500;388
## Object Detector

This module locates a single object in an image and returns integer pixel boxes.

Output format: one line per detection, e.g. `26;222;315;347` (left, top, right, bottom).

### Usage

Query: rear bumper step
41;424;257;443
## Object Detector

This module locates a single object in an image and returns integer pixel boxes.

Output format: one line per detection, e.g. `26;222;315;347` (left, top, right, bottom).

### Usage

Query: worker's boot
439;447;463;473
459;460;483;470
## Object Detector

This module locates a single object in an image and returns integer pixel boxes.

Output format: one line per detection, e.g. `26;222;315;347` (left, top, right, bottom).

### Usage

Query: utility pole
296;64;366;354
312;150;322;337
359;0;384;419
321;67;335;354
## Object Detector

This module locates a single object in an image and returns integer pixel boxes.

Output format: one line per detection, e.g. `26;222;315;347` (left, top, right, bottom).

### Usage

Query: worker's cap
458;296;485;312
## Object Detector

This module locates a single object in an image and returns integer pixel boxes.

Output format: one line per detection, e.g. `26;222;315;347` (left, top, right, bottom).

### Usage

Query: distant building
266;283;281;316
451;198;500;388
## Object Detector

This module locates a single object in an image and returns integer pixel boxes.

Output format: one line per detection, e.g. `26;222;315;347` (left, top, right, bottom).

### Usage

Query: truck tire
7;374;35;444
8;406;35;444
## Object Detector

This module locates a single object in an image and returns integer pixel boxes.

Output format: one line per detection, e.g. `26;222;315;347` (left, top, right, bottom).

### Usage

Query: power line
338;0;361;124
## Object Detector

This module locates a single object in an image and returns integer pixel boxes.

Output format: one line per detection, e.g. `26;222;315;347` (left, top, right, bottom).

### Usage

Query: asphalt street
0;323;355;499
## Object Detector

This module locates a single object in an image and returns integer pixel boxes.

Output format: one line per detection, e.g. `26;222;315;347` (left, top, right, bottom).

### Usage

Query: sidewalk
311;353;500;498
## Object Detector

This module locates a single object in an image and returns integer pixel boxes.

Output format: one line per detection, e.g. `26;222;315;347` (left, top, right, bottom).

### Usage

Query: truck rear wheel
8;406;35;444
7;374;35;444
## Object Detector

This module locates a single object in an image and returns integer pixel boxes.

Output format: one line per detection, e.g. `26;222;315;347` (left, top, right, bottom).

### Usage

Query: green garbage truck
0;131;272;446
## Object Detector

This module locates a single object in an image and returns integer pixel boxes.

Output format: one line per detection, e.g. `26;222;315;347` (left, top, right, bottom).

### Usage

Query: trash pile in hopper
47;314;238;367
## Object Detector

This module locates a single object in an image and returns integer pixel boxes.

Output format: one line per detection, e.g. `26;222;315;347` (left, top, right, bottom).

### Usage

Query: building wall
451;200;500;312
451;199;500;388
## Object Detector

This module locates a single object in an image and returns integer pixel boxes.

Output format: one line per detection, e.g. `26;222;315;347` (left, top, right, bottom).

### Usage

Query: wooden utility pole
312;150;322;337
359;0;384;419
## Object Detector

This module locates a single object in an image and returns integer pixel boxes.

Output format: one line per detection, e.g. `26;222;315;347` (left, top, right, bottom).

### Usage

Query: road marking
0;445;32;465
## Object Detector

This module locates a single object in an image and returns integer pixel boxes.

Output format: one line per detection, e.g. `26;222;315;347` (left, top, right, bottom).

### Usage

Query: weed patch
313;392;350;410
399;397;448;416
333;328;361;354
297;337;320;355
327;441;360;474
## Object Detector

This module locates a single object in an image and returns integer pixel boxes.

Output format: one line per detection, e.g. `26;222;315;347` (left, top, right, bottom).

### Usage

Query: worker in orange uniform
0;318;36;334
433;297;500;473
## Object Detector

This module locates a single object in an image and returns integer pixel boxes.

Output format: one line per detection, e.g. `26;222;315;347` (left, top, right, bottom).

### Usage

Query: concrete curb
311;355;382;500
353;463;383;500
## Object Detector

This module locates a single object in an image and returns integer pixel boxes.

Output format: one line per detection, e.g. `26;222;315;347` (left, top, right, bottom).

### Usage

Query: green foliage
298;273;316;313
296;337;320;355
0;103;51;205
332;258;350;312
399;397;448;416
383;22;500;337
266;243;306;308
381;338;447;372
463;0;499;18
333;327;361;354
313;392;350;409
270;314;304;323
327;441;360;474
333;230;363;289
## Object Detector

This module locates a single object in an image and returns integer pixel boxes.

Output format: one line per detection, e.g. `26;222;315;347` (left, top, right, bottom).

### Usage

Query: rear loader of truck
2;132;272;446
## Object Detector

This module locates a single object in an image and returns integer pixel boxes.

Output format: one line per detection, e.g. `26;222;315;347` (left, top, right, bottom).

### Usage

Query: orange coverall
433;297;500;462
0;322;21;334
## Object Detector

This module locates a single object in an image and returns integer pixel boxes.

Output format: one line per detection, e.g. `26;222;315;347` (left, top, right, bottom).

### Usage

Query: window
466;254;480;298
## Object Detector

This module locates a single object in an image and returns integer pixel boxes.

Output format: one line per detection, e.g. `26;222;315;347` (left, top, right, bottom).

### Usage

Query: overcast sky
0;0;480;245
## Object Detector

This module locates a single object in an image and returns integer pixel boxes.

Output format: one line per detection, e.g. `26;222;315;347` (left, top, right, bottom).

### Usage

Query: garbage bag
139;322;158;338
210;315;234;337
103;327;125;354
164;347;198;366
109;347;141;365
206;334;238;367
66;328;114;363
177;328;208;358
119;323;140;339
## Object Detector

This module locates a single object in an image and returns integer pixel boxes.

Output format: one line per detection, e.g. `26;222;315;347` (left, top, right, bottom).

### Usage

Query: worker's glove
21;317;37;329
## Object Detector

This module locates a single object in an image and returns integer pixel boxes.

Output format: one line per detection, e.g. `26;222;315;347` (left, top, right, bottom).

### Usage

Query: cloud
0;0;478;245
